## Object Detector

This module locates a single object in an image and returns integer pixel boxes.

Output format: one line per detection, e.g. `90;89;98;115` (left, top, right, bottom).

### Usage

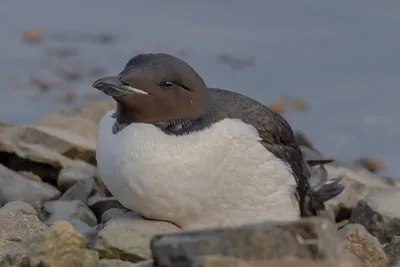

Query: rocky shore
0;101;399;267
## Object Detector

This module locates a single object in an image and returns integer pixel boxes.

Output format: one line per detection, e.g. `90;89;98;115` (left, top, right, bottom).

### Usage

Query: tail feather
304;161;345;216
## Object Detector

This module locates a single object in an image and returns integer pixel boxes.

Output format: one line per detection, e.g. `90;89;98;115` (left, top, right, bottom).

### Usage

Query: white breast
96;110;299;229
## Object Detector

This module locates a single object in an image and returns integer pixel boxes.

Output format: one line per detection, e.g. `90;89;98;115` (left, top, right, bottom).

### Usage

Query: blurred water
1;1;400;176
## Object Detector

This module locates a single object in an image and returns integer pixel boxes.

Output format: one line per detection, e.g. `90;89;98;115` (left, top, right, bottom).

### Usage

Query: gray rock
150;217;357;267
0;164;60;206
57;165;97;192
384;236;400;267
59;178;95;204
0;210;47;259
350;188;400;243
0;201;38;216
95;216;180;262
1;124;96;163
42;200;98;239
324;162;391;221
88;194;126;221
339;224;388;267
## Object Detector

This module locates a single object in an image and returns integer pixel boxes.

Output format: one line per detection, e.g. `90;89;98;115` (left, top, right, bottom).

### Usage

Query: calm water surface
1;1;400;176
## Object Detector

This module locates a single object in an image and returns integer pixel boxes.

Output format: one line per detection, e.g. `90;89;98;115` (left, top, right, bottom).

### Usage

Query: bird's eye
162;81;174;88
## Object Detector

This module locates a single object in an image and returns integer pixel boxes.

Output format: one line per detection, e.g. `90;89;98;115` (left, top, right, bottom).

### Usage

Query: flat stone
0;164;60;205
150;217;358;267
1;124;96;163
2;220;99;267
339;224;388;267
325;162;391;221
0;201;37;216
95;217;180;262
350;188;400;243
58;165;97;192
384;236;400;267
0;210;47;259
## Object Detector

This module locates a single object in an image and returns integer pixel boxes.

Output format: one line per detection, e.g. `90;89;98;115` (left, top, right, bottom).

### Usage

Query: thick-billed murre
93;53;344;229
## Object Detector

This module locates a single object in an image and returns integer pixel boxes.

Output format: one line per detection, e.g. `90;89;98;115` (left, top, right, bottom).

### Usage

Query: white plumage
96;110;299;229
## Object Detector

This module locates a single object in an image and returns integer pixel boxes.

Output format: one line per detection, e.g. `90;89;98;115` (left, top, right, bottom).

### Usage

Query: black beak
93;75;150;98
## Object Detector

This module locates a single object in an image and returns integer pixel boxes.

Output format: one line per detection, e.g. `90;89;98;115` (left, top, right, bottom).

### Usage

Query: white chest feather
96;110;298;229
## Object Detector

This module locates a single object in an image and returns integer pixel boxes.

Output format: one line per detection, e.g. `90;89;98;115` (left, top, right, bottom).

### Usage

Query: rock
95;216;180;262
0;164;60;206
350;188;400;243
150;217;359;267
324;162;391;221
384;236;400;267
2;220;99;267
88;194;126;221
59;178;95;204
36;101;116;141
339;223;388;267
0;210;47;259
0;201;38;216
1;125;96;163
192;256;360;267
0;132;96;185
58;165;97;192
42;200;98;228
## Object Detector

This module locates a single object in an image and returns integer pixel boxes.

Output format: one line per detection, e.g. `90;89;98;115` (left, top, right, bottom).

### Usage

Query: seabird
93;53;344;229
